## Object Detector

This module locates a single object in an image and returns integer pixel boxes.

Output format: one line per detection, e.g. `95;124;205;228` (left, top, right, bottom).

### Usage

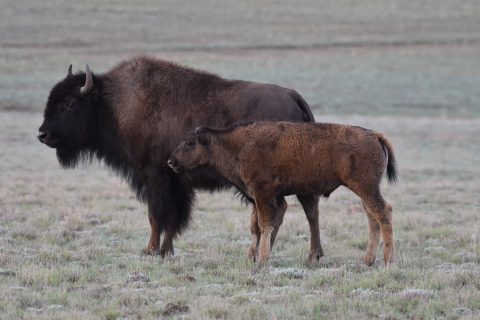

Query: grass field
1;1;480;319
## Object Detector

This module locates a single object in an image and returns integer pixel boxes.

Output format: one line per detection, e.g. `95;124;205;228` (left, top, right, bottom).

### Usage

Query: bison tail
378;134;398;186
292;92;315;123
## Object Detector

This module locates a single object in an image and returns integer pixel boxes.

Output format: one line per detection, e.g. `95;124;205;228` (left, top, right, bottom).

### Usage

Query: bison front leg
144;170;194;257
160;229;175;257
146;213;174;257
146;203;162;255
297;194;324;261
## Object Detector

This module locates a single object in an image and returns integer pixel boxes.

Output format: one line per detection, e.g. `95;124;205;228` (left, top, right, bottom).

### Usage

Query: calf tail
377;133;398;186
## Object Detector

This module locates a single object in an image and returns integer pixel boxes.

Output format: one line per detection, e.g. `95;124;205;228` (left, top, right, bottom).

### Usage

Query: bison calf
168;121;398;265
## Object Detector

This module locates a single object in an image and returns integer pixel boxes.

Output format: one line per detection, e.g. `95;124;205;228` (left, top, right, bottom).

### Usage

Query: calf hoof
256;256;269;264
247;246;258;261
363;254;376;266
307;250;324;262
383;255;395;267
257;250;271;263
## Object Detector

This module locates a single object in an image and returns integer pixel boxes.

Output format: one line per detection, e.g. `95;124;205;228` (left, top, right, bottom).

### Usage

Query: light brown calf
168;121;398;265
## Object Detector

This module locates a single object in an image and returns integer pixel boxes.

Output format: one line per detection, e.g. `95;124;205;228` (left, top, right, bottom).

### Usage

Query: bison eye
185;141;193;147
66;102;76;110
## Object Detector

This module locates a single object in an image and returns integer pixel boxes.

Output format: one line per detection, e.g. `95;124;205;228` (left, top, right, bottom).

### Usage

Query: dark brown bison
168;121;398;265
37;56;315;257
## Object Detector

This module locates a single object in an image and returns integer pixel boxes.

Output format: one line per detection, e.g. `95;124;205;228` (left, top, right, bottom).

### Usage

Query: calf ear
196;131;210;146
195;127;210;146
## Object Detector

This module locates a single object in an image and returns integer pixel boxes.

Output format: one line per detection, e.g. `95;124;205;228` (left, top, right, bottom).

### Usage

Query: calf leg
269;196;287;249
360;192;394;266
254;196;279;262
297;194;324;261
248;196;287;261
362;202;381;266
247;206;261;260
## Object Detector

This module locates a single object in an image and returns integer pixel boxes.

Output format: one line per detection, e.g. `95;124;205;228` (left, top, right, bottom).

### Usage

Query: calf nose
37;131;47;143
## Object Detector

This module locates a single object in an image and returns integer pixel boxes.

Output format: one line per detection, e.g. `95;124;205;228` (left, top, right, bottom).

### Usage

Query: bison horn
67;64;72;76
80;64;93;95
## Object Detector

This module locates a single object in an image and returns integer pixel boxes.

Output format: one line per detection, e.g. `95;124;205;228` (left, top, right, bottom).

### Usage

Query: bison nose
37;131;47;143
167;159;174;167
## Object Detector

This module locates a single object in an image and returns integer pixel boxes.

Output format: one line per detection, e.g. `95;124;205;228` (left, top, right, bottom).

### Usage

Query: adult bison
37;56;315;257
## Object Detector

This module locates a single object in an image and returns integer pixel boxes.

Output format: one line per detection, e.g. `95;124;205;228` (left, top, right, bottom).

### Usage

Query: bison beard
38;56;315;257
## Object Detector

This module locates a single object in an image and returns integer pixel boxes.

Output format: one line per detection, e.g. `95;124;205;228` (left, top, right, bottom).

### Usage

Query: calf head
38;64;100;168
168;127;211;173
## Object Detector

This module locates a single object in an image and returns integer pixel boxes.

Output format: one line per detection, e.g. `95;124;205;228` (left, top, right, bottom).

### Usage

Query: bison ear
195;128;210;146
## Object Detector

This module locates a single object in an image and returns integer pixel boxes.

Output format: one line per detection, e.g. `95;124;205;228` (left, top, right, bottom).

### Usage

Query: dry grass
1;0;480;318
1;112;479;319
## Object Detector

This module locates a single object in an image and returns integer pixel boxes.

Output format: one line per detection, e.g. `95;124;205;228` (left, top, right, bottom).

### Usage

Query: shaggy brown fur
37;56;315;257
168;121;398;265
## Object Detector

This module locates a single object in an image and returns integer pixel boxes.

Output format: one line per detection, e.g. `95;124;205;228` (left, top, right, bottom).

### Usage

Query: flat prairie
1;1;479;319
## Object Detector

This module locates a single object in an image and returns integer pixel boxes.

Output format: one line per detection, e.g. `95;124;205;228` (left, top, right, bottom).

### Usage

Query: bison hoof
143;248;175;258
143;248;161;256
307;250;324;261
160;248;174;258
